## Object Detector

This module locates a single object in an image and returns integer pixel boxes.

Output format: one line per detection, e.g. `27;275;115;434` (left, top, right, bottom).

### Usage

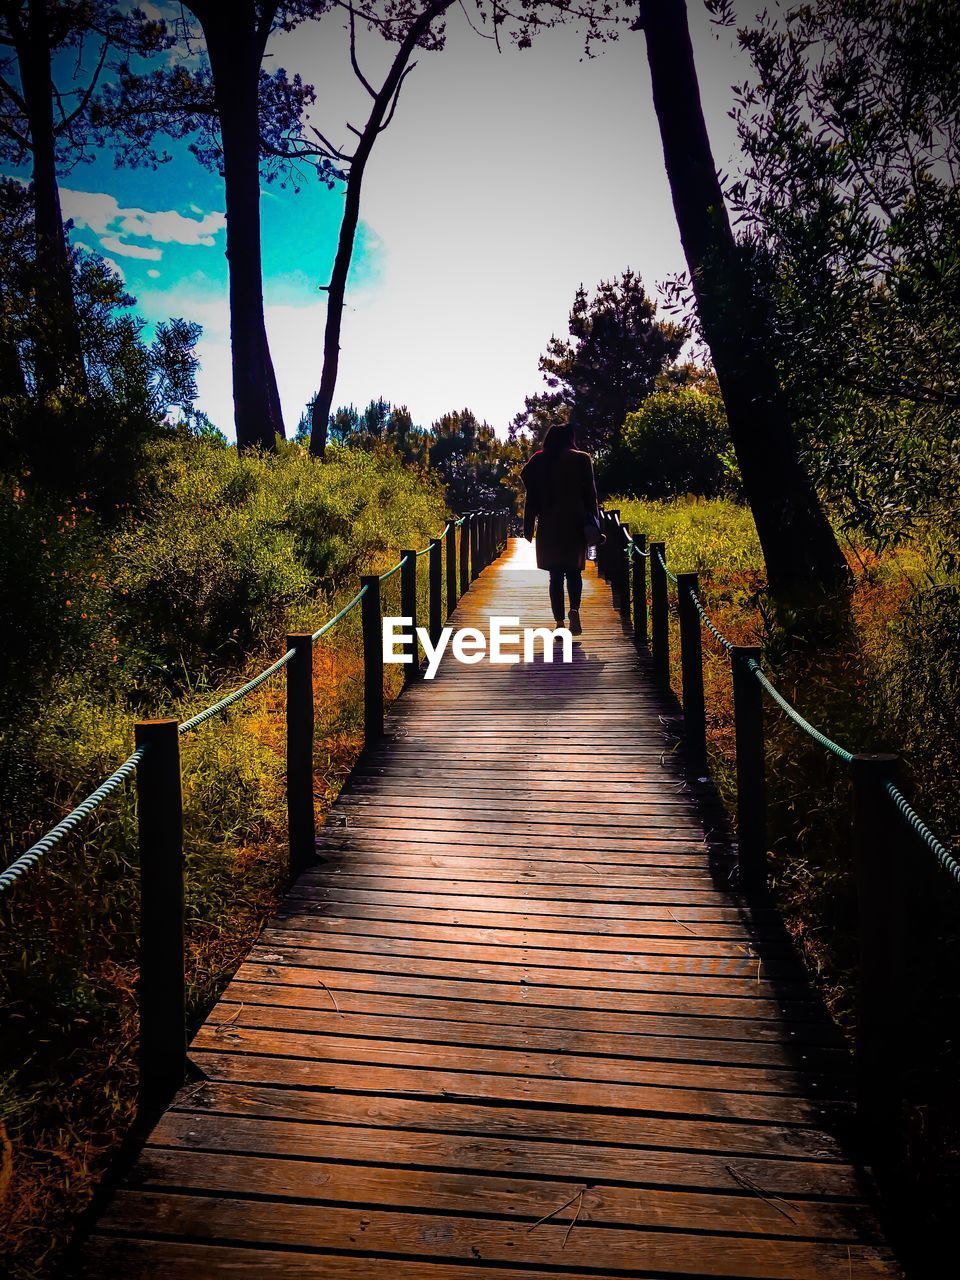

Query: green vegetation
621;388;737;500
0;435;447;1278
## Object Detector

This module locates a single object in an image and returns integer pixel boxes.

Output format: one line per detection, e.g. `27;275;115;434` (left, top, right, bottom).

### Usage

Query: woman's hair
542;423;576;454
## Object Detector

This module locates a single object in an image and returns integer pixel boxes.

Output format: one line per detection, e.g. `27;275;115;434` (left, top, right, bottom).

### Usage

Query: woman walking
520;423;601;635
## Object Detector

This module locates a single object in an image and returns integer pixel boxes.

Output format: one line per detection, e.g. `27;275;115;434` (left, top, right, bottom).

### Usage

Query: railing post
633;533;648;646
731;645;767;894
607;512;621;604
445;521;457;616
400;550;419;682
649;541;670;690
460;515;471;595
851;752;905;1165
135;718;186;1119
596;511;608;579
429;537;443;647
286;634;315;880
360;575;383;745
676;574;707;774
470;512;481;580
618;522;632;620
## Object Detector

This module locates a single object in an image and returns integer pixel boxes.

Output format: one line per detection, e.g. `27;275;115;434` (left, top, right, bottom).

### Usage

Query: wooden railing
1;510;510;1123
596;505;958;1177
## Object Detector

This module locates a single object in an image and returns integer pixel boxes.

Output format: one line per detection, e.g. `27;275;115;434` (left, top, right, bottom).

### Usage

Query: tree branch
379;60;417;132
59;36;111;133
344;2;377;98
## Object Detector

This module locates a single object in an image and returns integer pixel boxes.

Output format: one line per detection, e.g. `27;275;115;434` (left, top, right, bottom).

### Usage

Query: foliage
729;0;960;564
0;2;170;173
0;179;200;503
0;436;447;1278
305;395;521;514
426;407;522;513
511;270;684;473
621;385;738;498
92;2;340;189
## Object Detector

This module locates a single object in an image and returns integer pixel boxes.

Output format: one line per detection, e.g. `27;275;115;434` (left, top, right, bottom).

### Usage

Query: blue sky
4;3;749;439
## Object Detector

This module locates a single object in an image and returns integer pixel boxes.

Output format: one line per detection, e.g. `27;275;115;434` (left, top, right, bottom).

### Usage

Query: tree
638;0;850;598
729;0;960;566
308;0;456;457
622;385;735;499
96;2;339;451
0;0;167;396
512;270;684;472
427;407;520;511
307;0;637;456
0;178;201;502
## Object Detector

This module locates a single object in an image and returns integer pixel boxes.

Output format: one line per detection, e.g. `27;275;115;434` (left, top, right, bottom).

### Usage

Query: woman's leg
548;569;565;623
566;570;583;611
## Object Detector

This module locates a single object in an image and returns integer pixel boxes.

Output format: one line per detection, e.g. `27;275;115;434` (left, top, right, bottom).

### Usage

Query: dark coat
520;447;600;571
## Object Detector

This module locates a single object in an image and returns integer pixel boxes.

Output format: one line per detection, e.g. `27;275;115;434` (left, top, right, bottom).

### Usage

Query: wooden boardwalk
82;539;901;1278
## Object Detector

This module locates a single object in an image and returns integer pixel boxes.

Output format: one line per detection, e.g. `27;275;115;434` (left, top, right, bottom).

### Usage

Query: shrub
621;387;738;499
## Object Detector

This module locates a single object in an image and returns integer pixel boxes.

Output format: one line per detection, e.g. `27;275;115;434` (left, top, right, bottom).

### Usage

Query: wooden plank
200;1000;842;1074
149;1111;861;1196
169;1079;845;1160
96;1192;900;1278
244;938;809;1000
130;1149;880;1241
193;1020;843;1099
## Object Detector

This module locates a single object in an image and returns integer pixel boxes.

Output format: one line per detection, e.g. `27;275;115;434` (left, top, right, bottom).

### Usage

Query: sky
12;2;752;440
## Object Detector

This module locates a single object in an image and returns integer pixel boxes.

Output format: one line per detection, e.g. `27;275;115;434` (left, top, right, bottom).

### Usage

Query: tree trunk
640;0;850;598
199;6;284;451
309;0;455;458
18;0;85;396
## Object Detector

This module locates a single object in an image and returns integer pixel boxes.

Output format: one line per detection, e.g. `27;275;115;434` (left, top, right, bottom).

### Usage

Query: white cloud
61;188;225;261
147;268;161;279
100;234;163;261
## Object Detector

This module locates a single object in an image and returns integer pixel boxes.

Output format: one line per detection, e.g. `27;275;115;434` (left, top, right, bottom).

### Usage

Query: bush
621;387;738;499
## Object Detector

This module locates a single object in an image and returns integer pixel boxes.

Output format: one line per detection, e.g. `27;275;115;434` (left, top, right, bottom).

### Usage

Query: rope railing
2;506;510;1115
0;747;147;894
2;511;510;908
179;649;296;736
745;656;854;764
606;505;957;894
884;778;960;889
599;504;958;1162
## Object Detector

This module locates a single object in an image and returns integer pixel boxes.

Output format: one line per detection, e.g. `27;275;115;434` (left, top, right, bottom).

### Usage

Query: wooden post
360;575;383;745
400;550;418;682
618;522;632;619
607;512;621;604
470;513;481;581
677;574;707;774
731;645;767;893
633;533;648;646
429;538;443;647
460;515;471;595
135;718;186;1118
851;753;905;1161
597;512;608;579
286;634;315;880
445;520;457;616
650;541;670;689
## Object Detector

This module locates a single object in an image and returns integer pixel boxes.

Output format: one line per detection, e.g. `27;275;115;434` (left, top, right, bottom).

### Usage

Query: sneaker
568;609;582;635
